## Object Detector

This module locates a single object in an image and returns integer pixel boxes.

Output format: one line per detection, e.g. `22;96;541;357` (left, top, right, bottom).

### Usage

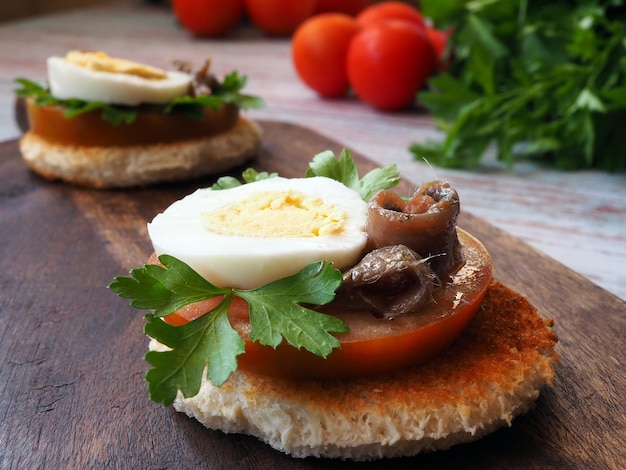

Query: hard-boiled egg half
147;177;368;289
47;51;191;105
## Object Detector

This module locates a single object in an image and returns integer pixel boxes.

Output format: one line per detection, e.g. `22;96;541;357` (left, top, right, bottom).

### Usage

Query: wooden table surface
0;2;625;468
1;120;625;469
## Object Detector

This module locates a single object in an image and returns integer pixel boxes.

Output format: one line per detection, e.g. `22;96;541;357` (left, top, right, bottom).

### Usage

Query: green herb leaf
110;254;229;317
305;149;400;200
14;78;48;100
417;0;626;171
236;261;346;358
210;168;278;190
109;256;347;405
214;71;265;109
100;104;138;125
15;77;141;124
209;176;242;190
144;296;244;406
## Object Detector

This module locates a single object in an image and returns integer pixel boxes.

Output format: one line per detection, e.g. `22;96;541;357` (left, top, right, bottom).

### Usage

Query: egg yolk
64;50;167;80
202;191;346;238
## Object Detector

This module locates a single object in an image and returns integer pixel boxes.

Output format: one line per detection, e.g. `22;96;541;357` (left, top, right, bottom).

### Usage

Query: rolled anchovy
337;245;437;319
366;180;463;278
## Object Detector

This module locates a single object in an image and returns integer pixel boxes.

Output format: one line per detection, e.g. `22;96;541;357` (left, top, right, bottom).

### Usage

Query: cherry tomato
347;19;436;110
292;13;359;97
355;1;427;30
426;26;452;71
24;99;239;147
161;229;493;380
245;0;316;36
172;0;244;37
315;0;371;16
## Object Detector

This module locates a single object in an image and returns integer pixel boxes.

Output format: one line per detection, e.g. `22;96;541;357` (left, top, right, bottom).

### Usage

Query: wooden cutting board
1;122;624;469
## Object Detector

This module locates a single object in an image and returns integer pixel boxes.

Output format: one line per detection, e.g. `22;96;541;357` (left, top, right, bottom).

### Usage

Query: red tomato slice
24;98;239;147
160;228;493;380
163;295;250;326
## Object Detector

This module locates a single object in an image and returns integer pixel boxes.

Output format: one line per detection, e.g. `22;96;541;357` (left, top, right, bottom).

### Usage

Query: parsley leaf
305;149;401;201
14;78;49;101
109;256;344;406
213;71;265;109
15;78;144;124
210;168;278;190
236;261;346;358
416;0;626;171
144;297;244;406
110;254;229;317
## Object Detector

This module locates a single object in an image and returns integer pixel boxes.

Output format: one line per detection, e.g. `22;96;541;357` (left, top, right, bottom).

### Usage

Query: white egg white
147;177;368;289
47;56;191;105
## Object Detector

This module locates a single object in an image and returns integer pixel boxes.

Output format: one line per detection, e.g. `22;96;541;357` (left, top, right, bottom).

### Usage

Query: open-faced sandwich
15;51;264;188
110;150;559;461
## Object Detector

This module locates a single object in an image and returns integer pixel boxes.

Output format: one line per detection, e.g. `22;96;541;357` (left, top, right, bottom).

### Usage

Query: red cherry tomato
426;26;452;71
347;19;436;110
245;0;316;36
172;0;244;37
355;1;427;30
292;13;359;97
315;0;371;16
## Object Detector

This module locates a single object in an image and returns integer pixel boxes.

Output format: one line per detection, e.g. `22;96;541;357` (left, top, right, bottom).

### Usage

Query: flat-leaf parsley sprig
306;149;401;201
110;256;345;406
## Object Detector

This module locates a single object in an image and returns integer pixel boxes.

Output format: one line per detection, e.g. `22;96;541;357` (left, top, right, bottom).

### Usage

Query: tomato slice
158;228;493;380
25;98;239;147
162;295;250;326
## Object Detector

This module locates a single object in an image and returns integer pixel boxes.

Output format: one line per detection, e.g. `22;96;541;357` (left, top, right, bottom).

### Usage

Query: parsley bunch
109;150;399;406
413;0;626;171
14;71;264;126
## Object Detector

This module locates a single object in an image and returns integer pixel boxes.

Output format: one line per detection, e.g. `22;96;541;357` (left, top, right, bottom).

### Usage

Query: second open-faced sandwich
15;51;264;188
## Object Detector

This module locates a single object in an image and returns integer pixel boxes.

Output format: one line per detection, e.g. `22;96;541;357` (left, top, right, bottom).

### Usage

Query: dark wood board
1;121;624;470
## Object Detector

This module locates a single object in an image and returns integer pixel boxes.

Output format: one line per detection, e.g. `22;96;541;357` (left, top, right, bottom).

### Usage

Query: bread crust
18;117;262;188
162;281;558;461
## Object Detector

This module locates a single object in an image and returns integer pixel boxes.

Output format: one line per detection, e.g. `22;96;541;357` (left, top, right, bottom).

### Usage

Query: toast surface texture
163;281;558;461
19;117;262;188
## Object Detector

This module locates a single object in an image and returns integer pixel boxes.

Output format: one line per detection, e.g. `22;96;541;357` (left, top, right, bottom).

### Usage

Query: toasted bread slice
158;281;558;461
19;117;262;188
